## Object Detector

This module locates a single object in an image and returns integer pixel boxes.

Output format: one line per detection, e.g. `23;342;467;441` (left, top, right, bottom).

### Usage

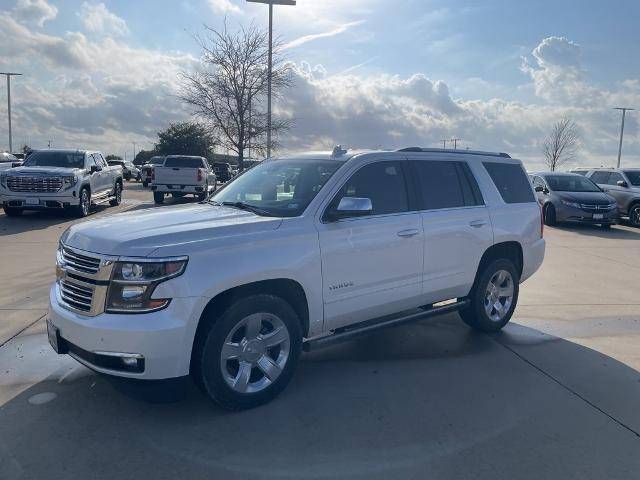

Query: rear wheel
543;203;556;226
459;258;519;332
153;192;164;204
629;203;640;228
600;224;611;230
109;182;122;206
191;294;302;411
142;180;148;188
3;206;23;217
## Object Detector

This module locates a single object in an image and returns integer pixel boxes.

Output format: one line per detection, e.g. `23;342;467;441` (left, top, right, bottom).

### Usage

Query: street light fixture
246;0;296;158
613;107;634;168
0;72;22;153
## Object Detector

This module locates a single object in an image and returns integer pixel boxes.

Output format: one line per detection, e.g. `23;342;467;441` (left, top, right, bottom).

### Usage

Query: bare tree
179;22;292;171
542;117;580;171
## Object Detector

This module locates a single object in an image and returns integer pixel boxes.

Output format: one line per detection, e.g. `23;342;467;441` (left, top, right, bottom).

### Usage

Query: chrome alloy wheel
80;189;90;216
631;205;640;226
220;313;291;394
484;270;514;322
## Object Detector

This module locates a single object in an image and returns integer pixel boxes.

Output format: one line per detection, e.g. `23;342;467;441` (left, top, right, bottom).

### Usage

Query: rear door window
483;162;535;204
412;160;483;210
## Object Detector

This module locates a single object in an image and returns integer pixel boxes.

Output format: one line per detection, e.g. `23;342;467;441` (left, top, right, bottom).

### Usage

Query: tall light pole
613;107;634;168
246;0;296;158
1;72;22;153
132;142;137;161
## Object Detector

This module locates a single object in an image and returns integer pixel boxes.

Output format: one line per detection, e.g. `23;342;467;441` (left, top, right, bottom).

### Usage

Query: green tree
155;122;213;157
105;154;122;161
133;149;157;166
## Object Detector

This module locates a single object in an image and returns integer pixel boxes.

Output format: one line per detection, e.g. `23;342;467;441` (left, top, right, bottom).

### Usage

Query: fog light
121;357;139;367
121;285;146;299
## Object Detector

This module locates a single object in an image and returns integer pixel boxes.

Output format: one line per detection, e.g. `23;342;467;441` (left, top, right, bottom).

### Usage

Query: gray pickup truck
0;149;123;217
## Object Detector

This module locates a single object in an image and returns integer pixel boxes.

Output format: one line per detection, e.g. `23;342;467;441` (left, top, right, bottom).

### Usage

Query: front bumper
1;192;78;209
48;284;205;379
151;184;207;194
555;204;617;224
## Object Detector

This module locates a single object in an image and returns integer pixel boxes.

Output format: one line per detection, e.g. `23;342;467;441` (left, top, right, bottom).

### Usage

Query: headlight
105;257;188;313
62;175;78;188
560;199;581;209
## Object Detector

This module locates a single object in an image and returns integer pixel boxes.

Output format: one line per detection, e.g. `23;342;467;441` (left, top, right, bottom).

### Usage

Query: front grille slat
580;204;614;212
59;279;94;312
7;176;62;193
61;247;101;274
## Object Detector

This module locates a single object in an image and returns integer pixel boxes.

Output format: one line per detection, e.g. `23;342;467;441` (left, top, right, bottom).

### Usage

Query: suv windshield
164;157;205;168
23;151;85;168
544;174;601;192
623;171;640;186
211;159;342;217
147;157;165;165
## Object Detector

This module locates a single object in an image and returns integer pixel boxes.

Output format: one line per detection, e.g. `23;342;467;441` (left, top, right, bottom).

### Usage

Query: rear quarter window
483;162;535;204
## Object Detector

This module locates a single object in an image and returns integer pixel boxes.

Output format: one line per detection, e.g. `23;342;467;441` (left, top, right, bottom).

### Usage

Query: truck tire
109;181;122;206
3;206;23;217
153;192;164;204
459;258;519;333
75;187;91;217
142;180;148;188
191;294;303;411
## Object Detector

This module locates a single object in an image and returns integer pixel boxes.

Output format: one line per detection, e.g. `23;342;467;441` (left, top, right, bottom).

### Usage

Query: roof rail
397;147;511;158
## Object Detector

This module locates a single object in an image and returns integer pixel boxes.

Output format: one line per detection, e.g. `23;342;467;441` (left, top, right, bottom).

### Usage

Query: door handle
469;220;487;228
397;228;420;238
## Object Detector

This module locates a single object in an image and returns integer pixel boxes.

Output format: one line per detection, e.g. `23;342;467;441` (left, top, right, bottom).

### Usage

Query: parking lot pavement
1;185;639;479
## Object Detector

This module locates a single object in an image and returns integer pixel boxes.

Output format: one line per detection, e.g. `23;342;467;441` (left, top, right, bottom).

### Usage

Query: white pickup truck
0;149;123;217
151;155;216;203
48;147;545;410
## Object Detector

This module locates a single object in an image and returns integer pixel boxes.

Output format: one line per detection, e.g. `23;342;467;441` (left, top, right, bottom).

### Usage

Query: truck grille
7;175;62;193
59;279;94;312
61;246;102;274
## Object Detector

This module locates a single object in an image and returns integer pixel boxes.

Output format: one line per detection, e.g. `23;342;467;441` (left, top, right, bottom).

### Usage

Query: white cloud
11;0;57;27
283;20;365;50
78;2;129;36
207;0;242;15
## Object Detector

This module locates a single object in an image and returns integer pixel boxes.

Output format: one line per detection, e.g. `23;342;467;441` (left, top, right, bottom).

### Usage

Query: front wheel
3;206;23;217
459;258;519;332
191;294;303;411
153;192;164;204
543;203;556;226
629;203;640;228
75;188;91;217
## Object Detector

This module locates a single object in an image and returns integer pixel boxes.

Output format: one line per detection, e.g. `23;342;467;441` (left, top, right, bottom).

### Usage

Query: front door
317;160;424;331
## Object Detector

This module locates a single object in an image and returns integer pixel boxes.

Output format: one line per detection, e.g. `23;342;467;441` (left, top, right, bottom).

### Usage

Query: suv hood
7;166;83;176
63;203;283;257
557;191;615;205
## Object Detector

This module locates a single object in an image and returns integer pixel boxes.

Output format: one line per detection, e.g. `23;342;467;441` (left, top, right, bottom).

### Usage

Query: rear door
409;159;493;303
317;160;424;330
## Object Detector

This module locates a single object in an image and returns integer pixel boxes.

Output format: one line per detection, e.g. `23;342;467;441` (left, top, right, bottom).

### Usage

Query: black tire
171;192;185;198
142;180;148;188
600;224;611;230
191;294;303;411
197;193;207;201
629;203;640;228
459;258;520;333
3;206;23;217
109;182;122;206
543;203;556;226
153;192;164;204
124;173;131;181
75;187;91;217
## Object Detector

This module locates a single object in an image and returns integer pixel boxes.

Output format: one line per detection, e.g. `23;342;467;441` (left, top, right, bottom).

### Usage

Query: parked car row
107;159;141;182
530;167;640;229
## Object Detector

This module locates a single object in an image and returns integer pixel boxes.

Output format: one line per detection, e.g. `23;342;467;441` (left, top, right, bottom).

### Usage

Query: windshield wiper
221;201;275;217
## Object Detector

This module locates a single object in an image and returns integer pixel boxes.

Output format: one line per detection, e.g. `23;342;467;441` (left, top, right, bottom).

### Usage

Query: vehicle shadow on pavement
550;222;640;239
1;315;639;479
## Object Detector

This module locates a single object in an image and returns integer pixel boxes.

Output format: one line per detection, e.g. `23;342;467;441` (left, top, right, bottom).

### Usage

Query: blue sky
1;0;639;168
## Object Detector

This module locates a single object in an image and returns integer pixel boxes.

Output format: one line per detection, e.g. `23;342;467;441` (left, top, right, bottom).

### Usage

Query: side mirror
90;165;101;174
617;180;628;188
326;197;373;221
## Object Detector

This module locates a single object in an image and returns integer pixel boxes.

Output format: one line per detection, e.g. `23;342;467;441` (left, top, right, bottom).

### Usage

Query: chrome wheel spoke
260;326;288;348
233;361;252;393
499;283;514;298
221;342;242;360
257;355;281;381
495;270;507;286
244;313;263;339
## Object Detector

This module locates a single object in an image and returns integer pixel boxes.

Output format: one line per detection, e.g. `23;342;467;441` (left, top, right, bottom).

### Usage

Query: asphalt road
1;183;639;479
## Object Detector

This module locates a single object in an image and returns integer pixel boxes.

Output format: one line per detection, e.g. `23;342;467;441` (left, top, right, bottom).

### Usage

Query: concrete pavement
1;183;639;479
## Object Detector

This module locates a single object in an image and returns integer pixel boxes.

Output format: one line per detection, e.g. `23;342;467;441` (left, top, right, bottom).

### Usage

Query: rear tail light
197;168;203;182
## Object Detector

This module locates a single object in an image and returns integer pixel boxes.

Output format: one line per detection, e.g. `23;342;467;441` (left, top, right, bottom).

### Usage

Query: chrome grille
59;279;94;312
7;175;62;193
581;204;614;212
61;246;101;274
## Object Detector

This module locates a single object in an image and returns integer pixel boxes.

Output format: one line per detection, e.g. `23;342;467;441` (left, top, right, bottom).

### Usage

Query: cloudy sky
1;0;639;169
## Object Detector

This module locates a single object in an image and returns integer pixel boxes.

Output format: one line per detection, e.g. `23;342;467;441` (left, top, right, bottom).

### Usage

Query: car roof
533;171;584;177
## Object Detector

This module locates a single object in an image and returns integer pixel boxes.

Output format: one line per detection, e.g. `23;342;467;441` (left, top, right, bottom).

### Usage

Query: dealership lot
1;183;639;479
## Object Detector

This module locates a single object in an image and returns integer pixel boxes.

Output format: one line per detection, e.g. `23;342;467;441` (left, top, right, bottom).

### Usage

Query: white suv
47;147;545;410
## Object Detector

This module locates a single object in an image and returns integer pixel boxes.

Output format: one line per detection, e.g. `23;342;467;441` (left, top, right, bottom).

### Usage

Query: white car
48;147;545;409
1;149;123;217
151;155;216;203
0;152;19;171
